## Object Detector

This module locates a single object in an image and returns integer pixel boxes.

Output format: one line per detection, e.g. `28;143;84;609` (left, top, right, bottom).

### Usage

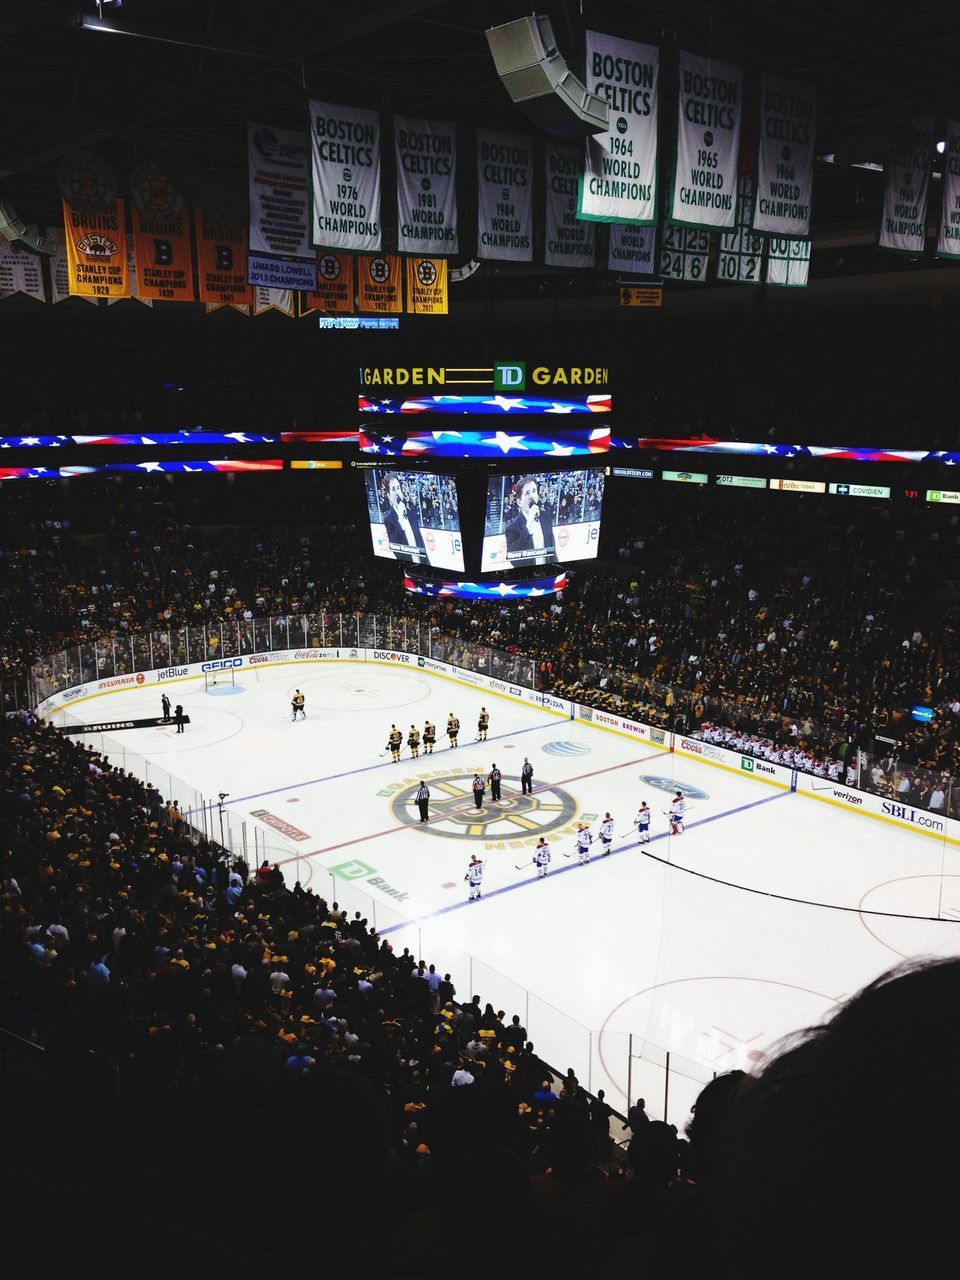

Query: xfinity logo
201;657;243;672
158;666;189;680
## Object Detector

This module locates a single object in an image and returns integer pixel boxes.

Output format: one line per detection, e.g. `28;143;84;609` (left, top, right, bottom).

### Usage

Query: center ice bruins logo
390;772;577;840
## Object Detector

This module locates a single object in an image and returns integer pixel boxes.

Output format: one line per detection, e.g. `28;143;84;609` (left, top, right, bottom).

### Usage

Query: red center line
274;749;666;867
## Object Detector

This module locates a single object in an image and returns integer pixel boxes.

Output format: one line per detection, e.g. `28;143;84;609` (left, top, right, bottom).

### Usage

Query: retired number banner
578;31;658;225
476;128;533;262
938;120;960;259
309;99;381;252
671;51;742;230
608;224;657;273
879;117;933;254
545;142;595;267
62;199;130;298
753;73;817;236
395;115;458;255
247;122;316;290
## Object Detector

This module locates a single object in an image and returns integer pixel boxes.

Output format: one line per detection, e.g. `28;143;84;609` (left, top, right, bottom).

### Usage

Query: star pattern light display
634;437;959;464
0;433;278;447
403;572;567;600
359;428;611;457
0;460;282;480
358;395;611;417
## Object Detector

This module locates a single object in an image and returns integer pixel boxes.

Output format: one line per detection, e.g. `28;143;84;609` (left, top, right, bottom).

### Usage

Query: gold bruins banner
132;205;195;302
357;253;402;313
62;198;130;298
405;257;447;314
301;251;355;313
194;210;253;306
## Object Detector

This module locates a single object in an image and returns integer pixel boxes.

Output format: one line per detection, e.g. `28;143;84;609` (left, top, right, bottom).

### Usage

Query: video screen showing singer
382;474;427;564
504;476;556;567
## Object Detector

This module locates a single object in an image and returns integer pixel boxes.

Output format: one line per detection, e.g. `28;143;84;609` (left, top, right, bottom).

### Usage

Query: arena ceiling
1;0;959;301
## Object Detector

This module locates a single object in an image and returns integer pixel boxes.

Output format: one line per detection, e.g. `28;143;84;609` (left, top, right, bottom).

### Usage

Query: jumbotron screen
481;468;605;573
363;469;464;572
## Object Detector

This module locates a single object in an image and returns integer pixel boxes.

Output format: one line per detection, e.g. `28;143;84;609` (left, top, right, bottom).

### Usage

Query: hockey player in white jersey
533;837;551;879
465;854;486;901
576;822;593;865
668;791;685;835
599;813;614;856
635;802;651;844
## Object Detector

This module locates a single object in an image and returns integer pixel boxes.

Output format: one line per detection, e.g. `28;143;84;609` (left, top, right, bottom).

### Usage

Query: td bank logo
740;756;754;772
330;859;376;880
494;361;526;392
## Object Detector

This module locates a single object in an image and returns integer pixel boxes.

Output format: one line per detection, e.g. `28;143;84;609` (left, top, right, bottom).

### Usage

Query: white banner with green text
309;98;382;252
476;128;533;261
878;117;933;254
608;223;657;273
937;119;960;259
671;50;742;230
545;142;596;267
753;72;817;236
394;114;458;255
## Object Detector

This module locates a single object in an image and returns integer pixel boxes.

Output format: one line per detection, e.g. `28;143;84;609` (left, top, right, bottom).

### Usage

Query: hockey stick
514;859;532;871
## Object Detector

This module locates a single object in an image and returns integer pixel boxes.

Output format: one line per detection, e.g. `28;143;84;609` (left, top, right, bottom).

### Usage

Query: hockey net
203;668;236;690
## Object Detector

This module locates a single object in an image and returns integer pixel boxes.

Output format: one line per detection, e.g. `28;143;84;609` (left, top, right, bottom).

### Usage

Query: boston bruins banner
608;223;656;273
395;114;458;255
50;229;97;305
247;122;316;291
476;128;533;262
309;98;382;252
301;251;355;313
357;253;402;312
131;204;195;302
0;235;45;300
194;210;254;306
671;50;742;230
937;119;960;259
544;142;595;267
578;31;658;226
62;198;130;298
405;257;448;314
879;117;933;254
753;73;817;237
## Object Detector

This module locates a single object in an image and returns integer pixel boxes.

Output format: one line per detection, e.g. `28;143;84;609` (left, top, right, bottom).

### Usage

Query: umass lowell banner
309;99;382;252
247;122;316;290
394;115;458;255
671;50;742;231
753;73;817;237
578;31;659;226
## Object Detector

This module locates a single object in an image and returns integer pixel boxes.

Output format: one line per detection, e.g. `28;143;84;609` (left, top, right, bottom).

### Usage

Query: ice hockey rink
54;660;960;1126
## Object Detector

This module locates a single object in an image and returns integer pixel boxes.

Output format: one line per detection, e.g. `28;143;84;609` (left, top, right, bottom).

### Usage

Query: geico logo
201;657;243;672
158;667;189;680
249;655;271;665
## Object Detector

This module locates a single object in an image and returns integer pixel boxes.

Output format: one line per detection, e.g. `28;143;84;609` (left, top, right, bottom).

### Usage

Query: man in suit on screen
382;474;427;564
504;476;555;567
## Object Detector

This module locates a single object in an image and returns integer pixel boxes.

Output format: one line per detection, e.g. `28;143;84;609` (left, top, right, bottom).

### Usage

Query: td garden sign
359;362;610;391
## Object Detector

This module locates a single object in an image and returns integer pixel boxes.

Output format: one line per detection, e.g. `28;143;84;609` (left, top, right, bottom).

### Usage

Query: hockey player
407;724;421;758
487;762;502;802
465;854;486;901
447;712;460;748
534;837;551;879
291;689;306;721
423;720;436;754
387;724;403;763
668;791;685;835
599;812;614;856
477;707;490;741
576;821;593;865
635;801;651;844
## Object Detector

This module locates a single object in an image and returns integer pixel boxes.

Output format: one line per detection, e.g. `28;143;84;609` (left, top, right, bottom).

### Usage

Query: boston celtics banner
309;98;381;252
937;120;960;259
753;73;817;236
248;122;316;290
608;223;656;273
476;128;533;262
544;142;595;268
578;31;658;225
671;50;742;230
394;114;458;255
879;117;933;254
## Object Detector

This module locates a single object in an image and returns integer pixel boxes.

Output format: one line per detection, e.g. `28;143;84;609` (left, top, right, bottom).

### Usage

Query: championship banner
766;236;810;287
937;120;960;259
671;50;743;230
405;257;448;314
300;251;355;313
578;31;659;225
608;223;657;273
879;117;933;254
357;253;402;313
0;236;45;300
107;244;153;306
49;229;97;305
394;114;458;255
309;98;382;251
544;142;596;268
254;286;295;316
194;210;254;306
476;128;533;261
247;122;316;291
131;204;195;301
718;175;763;283
62;198;130;298
753;73;817;236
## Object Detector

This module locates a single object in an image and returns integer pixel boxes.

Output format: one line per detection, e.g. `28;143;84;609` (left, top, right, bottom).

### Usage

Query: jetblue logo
158;666;189;680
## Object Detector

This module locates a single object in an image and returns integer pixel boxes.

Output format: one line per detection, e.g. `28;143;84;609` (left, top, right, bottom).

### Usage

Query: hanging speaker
485;17;608;138
0;201;56;254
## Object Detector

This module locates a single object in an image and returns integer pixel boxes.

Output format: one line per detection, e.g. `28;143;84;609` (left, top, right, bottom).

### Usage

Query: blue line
212;720;556;810
378;787;791;933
